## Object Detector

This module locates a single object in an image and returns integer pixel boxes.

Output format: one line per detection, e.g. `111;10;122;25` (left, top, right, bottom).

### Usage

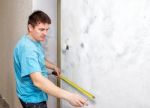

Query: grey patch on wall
84;16;97;34
83;0;88;4
66;45;69;50
62;49;67;54
0;94;9;108
62;45;70;54
80;43;84;48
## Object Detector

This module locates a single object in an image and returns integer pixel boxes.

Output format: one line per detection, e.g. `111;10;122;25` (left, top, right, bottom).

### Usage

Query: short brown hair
28;10;51;28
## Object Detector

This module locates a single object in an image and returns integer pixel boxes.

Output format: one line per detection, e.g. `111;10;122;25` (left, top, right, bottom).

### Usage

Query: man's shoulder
14;35;38;54
18;35;37;49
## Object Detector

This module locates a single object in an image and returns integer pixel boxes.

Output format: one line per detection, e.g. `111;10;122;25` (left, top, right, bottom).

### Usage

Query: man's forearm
45;59;57;70
30;72;70;100
30;72;88;107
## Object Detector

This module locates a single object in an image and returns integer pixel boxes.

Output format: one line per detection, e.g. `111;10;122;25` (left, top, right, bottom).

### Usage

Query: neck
27;33;37;42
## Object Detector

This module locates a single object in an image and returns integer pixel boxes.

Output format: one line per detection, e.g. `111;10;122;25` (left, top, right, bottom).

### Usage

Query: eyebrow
39;28;49;30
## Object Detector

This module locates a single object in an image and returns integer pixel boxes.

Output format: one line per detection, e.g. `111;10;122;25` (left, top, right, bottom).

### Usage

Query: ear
28;24;34;32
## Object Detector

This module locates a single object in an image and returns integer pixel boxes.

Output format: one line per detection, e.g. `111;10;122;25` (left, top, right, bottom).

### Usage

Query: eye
39;28;45;31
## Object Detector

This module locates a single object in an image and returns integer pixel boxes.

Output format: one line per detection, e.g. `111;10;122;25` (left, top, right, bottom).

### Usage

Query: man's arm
45;59;60;76
30;72;87;107
45;59;56;70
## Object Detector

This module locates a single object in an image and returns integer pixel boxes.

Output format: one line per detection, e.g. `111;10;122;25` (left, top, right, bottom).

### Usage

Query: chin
41;37;46;41
40;38;46;42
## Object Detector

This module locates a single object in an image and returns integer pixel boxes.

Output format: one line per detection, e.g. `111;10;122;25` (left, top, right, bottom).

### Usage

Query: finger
58;69;61;74
85;99;88;106
80;98;88;106
77;101;84;107
56;71;60;76
84;101;88;106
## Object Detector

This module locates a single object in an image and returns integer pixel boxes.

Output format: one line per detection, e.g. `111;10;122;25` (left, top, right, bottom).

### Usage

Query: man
13;10;87;108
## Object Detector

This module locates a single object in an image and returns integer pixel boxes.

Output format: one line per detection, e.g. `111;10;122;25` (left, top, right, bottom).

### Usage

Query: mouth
41;36;46;41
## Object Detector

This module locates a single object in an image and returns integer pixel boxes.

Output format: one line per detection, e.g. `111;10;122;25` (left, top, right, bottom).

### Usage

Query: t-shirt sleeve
20;49;42;77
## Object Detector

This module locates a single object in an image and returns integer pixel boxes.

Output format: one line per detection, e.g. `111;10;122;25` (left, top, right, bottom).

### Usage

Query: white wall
32;0;58;108
61;0;150;108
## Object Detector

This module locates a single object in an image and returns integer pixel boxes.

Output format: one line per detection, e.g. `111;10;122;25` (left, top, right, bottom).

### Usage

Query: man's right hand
66;93;88;107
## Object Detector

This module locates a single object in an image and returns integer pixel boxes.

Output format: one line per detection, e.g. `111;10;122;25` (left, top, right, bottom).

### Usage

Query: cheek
34;31;41;36
38;31;43;36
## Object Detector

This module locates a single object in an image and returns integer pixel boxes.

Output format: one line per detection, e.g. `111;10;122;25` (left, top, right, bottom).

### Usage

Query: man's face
28;22;50;42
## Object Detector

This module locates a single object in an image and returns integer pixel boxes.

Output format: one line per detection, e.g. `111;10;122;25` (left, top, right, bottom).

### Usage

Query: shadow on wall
0;94;9;108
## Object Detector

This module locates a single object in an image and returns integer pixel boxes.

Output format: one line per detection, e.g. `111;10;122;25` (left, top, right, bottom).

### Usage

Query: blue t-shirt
13;35;48;103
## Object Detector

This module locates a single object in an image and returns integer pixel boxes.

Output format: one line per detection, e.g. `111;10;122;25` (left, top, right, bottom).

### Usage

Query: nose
43;30;48;36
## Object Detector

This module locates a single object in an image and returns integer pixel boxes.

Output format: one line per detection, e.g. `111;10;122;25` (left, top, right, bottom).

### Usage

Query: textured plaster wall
61;0;150;108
